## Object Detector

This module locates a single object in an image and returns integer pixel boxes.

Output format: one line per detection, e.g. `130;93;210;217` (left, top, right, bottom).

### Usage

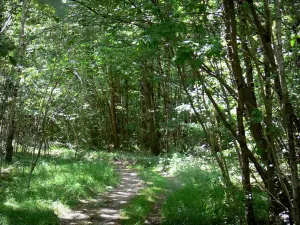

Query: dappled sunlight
99;208;120;219
59;162;145;225
120;166;170;225
0;205;59;225
0;150;118;225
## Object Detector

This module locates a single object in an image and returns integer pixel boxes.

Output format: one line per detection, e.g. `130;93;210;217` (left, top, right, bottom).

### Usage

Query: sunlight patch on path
59;161;145;225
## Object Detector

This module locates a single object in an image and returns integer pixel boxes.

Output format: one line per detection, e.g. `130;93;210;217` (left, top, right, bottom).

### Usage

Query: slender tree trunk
108;68;119;149
145;78;160;156
274;1;300;223
140;64;161;155
223;0;256;223
0;0;3;38
5;120;14;162
178;61;234;187
158;54;171;152
27;81;58;188
5;0;27;162
122;78;129;147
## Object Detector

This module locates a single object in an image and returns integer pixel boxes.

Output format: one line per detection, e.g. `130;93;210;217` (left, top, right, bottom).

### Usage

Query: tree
1;0;299;223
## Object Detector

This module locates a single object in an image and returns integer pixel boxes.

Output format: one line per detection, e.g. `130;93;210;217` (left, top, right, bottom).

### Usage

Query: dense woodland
0;0;300;224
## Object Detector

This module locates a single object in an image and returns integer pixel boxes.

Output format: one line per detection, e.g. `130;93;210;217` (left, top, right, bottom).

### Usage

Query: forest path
143;175;181;225
59;161;145;225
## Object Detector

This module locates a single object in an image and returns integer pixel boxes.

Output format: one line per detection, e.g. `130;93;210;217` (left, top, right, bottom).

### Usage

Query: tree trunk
108;68;119;149
274;0;300;223
5;0;28;162
5;120;14;162
223;0;256;223
141;66;161;156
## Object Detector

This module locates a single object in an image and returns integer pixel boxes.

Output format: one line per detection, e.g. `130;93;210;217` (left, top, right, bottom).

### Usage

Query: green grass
159;155;269;225
161;167;237;225
0;148;119;225
1;149;267;225
116;152;268;225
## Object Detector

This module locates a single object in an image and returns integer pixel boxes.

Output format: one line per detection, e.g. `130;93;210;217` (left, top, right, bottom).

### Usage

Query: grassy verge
160;155;269;225
0;148;119;225
117;152;269;225
161;165;238;225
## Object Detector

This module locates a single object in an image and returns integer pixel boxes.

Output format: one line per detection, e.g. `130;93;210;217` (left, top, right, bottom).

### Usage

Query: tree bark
223;0;257;223
108;68;119;149
141;64;161;156
274;0;300;223
5;0;28;162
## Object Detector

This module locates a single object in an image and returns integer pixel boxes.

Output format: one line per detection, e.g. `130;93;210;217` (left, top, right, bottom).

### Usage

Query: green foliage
175;46;193;65
249;108;263;123
35;0;68;17
290;35;300;47
205;38;224;58
0;0;296;222
145;21;186;42
158;155;268;225
0;36;15;58
190;57;204;69
0;148;119;225
161;162;236;224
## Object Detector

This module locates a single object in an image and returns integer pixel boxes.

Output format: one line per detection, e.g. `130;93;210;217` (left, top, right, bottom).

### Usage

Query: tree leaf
290;38;296;47
36;0;68;17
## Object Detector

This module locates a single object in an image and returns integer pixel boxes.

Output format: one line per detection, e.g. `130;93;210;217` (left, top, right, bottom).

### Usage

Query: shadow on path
59;161;144;225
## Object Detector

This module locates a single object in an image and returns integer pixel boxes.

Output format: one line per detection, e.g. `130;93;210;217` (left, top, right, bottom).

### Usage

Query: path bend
59;161;144;225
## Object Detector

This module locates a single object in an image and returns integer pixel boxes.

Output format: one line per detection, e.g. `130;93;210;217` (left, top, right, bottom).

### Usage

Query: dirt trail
59;161;145;225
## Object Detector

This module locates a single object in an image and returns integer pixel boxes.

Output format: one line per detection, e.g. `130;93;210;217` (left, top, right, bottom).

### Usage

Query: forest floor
59;160;146;225
59;157;174;225
0;149;174;225
2;149;269;224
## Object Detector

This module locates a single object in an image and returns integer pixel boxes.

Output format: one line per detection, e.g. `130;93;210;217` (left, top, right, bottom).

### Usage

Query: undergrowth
159;154;269;225
0;148;119;225
0;149;269;225
117;152;268;225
